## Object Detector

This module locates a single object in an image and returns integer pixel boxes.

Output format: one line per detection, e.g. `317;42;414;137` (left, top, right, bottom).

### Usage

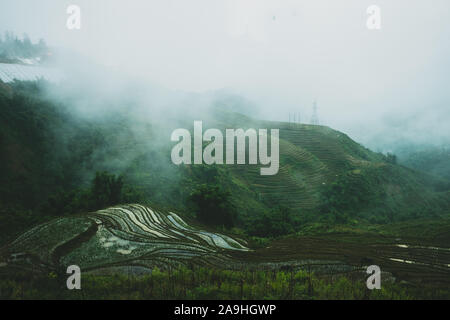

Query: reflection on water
390;258;417;265
396;244;450;251
390;243;450;268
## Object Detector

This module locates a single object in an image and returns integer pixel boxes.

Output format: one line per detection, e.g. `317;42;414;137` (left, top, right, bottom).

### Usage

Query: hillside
172;110;450;232
398;146;450;181
0;81;449;244
0;204;249;273
0;81;449;299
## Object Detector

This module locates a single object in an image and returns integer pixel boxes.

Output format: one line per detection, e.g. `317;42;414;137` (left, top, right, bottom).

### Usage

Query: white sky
1;0;449;147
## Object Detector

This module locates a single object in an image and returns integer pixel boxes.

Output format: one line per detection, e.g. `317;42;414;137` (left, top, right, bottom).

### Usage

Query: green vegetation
1;267;447;300
399;146;450;181
187;166;237;227
41;171;144;216
0;81;449;245
189;184;236;228
247;205;298;237
0;80;449;299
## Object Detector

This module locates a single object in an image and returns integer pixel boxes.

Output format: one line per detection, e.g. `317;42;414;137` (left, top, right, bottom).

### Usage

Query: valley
0;80;448;299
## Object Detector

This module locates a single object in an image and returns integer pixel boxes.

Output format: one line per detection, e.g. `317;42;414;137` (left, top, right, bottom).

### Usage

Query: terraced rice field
233;235;450;288
1;204;449;287
0;63;63;83
226;122;382;211
0;204;249;274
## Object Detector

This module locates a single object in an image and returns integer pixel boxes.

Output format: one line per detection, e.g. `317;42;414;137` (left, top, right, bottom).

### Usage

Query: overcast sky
1;0;449;148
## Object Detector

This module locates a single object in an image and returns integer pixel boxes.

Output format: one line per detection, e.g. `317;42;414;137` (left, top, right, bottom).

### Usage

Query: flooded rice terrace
0;204;449;287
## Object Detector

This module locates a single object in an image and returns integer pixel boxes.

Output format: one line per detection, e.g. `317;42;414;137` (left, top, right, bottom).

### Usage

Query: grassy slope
0;82;449;239
1;83;449;298
201;110;449;223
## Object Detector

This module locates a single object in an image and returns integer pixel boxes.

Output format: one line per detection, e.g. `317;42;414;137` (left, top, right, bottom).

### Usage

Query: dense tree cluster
0;31;48;62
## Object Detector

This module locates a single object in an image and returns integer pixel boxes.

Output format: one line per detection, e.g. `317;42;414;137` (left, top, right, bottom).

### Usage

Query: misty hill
0;81;449;244
191;112;450;229
397;146;450;181
0;32;49;65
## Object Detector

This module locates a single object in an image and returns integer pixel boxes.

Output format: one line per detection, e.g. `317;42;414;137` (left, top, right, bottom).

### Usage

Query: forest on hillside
0;80;449;300
0;31;48;63
1;81;449;245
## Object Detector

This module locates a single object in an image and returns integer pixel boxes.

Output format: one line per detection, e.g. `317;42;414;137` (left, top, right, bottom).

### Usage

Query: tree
386;153;397;164
189;184;236;228
22;33;33;57
247;205;295;237
89;171;124;210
